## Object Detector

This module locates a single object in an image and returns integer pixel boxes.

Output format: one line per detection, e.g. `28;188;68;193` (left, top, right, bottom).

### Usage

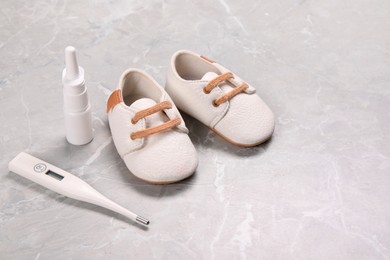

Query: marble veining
1;0;390;259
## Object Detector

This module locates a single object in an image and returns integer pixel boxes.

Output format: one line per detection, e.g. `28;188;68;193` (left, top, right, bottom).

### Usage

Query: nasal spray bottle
62;46;93;145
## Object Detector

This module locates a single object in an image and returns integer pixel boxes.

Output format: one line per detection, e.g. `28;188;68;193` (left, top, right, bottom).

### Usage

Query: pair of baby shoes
106;50;275;184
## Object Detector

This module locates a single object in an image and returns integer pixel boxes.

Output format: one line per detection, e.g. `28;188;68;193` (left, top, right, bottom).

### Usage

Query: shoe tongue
201;72;233;93
130;98;157;110
130;98;167;127
201;71;219;81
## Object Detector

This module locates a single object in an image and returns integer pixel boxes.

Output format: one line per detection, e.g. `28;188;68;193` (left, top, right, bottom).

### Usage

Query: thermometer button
34;163;47;173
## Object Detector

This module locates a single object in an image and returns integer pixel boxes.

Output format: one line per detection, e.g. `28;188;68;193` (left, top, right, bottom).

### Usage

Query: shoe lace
203;72;248;107
130;101;181;140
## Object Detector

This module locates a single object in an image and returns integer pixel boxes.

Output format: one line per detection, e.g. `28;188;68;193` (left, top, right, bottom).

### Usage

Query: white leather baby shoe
165;50;275;147
107;69;198;184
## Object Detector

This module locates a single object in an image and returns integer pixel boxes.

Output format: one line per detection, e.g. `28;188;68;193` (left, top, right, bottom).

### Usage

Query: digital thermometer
8;152;149;226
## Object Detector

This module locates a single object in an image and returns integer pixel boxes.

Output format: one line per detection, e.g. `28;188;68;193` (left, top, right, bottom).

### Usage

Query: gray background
1;0;390;259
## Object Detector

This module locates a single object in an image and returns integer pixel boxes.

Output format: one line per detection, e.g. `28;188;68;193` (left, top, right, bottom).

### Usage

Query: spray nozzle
65;46;80;81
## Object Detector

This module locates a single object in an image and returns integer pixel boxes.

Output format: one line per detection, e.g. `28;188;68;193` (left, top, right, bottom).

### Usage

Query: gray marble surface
1;0;390;259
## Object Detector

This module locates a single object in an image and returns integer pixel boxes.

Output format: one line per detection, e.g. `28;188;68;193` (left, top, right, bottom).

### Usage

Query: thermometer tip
136;215;150;225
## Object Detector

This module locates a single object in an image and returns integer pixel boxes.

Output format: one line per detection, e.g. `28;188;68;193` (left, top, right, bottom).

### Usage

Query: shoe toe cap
123;132;198;184
214;94;275;146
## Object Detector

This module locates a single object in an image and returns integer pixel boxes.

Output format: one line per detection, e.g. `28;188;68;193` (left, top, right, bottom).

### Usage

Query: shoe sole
210;127;271;147
132;171;194;185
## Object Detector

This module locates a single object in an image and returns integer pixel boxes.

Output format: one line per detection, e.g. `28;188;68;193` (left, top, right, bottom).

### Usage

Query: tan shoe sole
210;127;271;148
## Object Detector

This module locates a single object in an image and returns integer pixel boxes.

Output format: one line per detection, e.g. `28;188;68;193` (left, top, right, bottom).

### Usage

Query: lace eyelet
130;134;135;140
203;88;210;94
212;100;219;107
131;118;136;124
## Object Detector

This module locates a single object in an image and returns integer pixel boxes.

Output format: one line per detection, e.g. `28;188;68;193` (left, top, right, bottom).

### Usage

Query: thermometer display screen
45;170;64;181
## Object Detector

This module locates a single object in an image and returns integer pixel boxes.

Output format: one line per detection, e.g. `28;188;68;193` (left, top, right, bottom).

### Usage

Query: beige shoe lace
130;101;181;140
203;72;248;107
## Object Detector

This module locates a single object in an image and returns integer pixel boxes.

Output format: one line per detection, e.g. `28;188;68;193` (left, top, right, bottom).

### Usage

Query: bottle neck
62;67;86;95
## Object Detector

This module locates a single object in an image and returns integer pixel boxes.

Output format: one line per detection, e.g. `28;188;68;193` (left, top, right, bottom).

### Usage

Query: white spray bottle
62;46;93;145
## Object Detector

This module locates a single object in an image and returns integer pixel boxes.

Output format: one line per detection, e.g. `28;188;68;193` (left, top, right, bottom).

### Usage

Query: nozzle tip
65;45;76;53
64;46;80;81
